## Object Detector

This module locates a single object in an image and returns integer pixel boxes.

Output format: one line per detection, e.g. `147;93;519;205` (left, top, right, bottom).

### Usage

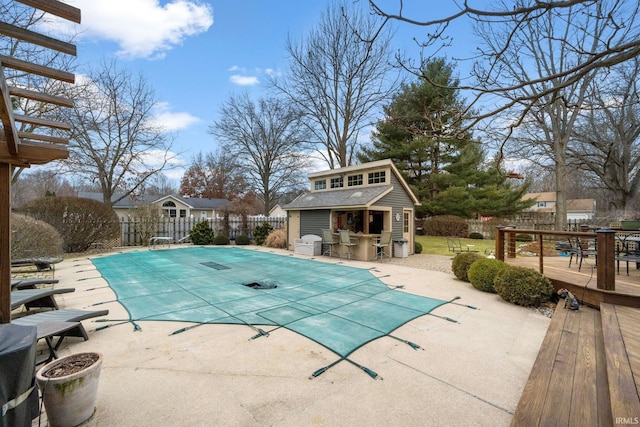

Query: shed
283;159;420;260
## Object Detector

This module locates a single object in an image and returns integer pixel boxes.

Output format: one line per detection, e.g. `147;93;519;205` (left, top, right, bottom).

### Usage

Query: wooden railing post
495;226;505;261
596;229;616;291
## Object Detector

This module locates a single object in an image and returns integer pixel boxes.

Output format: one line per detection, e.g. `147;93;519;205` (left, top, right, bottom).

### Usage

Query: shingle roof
283;186;392;210
78;192;229;209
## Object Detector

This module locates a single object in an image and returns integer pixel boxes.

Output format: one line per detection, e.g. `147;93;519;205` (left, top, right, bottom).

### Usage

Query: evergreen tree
360;58;532;218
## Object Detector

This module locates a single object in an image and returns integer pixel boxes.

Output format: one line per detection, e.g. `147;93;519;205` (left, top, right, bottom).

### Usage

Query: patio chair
372;231;392;261
447;237;479;254
11;278;60;291
321;229;338;257
339;229;358;260
574;237;597;271
11;288;75;311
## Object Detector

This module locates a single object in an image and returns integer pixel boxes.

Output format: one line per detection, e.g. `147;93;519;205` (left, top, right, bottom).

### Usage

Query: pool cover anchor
311;357;382;381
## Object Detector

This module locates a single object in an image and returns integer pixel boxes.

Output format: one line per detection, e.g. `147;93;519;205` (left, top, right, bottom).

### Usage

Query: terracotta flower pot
36;352;103;427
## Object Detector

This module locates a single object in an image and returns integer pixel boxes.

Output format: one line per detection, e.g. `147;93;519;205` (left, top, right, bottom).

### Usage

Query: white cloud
230;75;259;86
151;102;200;132
70;0;213;59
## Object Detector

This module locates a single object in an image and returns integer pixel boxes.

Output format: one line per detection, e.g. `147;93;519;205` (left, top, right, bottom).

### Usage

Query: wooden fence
119;216;286;246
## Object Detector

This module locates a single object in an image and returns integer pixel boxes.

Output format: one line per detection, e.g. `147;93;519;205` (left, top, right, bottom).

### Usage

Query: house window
347;174;363;187
368;171;386;184
179;209;187;218
538;202;546;208
162;201;177;217
403;212;410;233
330;176;343;188
314;179;326;190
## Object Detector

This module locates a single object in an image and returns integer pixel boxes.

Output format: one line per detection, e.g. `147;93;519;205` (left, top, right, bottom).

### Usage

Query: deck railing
495;226;617;291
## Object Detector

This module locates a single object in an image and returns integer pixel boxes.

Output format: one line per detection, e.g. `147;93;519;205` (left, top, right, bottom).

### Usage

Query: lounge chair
12;308;109;342
34;321;83;364
11;257;63;272
11;278;60;291
11;288;75;311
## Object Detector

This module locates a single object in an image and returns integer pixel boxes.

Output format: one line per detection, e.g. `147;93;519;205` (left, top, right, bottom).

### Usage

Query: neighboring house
78;192;230;221
268;204;287;217
520;192;596;220
283;159;420;258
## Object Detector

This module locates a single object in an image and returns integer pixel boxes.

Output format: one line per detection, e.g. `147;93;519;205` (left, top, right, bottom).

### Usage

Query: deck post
596;229;616;291
495;226;505;261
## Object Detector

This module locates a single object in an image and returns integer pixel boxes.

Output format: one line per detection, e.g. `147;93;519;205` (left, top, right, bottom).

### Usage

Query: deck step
600;303;640;424
511;303;612;426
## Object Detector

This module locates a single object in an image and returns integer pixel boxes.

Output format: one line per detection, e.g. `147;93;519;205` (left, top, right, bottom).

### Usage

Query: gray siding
375;174;414;241
300;209;331;237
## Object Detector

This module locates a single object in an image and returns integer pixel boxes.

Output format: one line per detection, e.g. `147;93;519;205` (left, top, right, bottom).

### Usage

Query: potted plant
36;352;103;427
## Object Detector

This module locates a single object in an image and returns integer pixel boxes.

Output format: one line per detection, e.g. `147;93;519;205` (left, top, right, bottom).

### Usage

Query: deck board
511;304;610;426
600;304;640;423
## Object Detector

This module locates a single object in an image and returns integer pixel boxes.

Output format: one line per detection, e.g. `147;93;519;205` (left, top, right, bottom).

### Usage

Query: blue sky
60;0;475;183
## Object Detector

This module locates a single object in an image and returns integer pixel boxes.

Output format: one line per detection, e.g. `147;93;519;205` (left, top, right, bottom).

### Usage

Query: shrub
469;232;484;240
11;213;63;259
414;241;423;254
235;234;251;245
19;197;119;253
189;220;214;245
494;266;554;307
515;233;533;242
264;228;286;249
467;258;508;293
213;235;230;245
451;252;485;282
253;221;274;246
422;215;468;237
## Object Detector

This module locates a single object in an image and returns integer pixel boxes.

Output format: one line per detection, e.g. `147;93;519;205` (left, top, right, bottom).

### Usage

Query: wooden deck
511;300;640;426
506;255;640;308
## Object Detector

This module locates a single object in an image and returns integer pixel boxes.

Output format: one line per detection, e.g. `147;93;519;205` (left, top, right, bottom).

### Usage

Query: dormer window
368;171;386;184
347;174;363;187
330;176;344;188
314;179;326;190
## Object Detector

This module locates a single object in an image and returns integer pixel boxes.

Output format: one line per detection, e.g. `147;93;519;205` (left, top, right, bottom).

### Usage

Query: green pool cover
92;247;453;378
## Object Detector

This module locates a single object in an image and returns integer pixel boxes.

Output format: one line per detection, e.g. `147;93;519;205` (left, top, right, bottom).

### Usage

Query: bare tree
569;59;640;213
180;150;249;200
271;1;398;168
59;61;178;206
11;169;76;207
368;0;640;128
209;93;311;215
473;1;616;230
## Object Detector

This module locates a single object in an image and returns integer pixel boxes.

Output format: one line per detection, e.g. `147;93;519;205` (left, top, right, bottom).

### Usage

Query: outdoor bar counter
332;232;381;261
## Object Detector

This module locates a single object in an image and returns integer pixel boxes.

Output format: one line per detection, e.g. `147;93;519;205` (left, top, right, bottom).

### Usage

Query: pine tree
360;58;532;218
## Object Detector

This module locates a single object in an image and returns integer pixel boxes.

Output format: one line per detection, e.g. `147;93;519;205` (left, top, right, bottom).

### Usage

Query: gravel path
387;253;454;274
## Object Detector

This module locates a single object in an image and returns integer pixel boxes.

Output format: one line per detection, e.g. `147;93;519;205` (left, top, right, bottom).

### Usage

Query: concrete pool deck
28;246;550;426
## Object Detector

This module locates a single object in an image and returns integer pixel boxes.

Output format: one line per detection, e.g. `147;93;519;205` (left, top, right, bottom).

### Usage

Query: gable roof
78;192;229;209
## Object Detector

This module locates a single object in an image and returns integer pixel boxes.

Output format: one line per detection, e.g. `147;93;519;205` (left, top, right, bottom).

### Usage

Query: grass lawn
415;235;496;257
